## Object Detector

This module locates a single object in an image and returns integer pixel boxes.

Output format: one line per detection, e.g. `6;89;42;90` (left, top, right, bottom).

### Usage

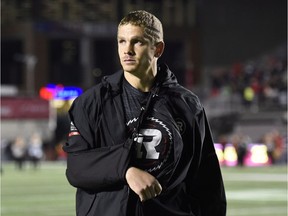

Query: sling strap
132;86;159;138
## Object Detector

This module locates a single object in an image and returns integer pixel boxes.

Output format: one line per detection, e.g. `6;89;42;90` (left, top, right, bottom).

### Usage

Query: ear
154;42;165;58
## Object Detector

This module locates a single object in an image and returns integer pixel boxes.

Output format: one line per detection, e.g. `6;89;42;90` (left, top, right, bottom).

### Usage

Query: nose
125;50;134;55
124;43;134;55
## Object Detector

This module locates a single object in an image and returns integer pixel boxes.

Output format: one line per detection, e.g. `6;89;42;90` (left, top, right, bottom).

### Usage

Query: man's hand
125;167;162;202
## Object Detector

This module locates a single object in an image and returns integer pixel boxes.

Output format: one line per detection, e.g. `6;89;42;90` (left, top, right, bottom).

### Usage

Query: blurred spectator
264;132;276;163
262;129;285;164
232;134;249;167
27;133;44;169
272;130;284;163
243;85;255;110
1;139;10;161
11;136;27;170
55;140;67;160
218;135;228;166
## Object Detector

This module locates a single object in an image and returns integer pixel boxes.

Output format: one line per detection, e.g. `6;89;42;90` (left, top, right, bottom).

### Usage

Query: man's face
117;24;156;75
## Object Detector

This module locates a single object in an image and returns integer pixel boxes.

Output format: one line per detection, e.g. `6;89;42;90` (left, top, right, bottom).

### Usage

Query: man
63;10;226;216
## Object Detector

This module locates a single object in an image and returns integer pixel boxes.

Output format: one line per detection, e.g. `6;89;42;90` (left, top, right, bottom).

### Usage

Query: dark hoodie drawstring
135;86;159;133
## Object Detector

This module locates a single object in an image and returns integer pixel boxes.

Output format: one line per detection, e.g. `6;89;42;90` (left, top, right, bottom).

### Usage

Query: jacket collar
101;63;178;94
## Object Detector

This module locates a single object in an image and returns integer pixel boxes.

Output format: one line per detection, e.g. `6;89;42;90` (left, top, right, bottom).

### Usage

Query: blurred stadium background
1;0;287;215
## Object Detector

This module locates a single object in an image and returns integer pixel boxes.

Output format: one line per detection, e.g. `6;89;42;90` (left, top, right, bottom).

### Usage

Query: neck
124;65;157;92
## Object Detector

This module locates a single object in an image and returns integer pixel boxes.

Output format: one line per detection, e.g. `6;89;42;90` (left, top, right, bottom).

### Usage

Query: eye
118;39;125;44
135;40;145;46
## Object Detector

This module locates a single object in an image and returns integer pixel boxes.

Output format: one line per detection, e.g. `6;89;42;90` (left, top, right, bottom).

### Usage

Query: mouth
123;58;136;64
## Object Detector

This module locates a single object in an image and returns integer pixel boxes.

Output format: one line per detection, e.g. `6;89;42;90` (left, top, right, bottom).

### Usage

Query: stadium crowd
209;46;287;111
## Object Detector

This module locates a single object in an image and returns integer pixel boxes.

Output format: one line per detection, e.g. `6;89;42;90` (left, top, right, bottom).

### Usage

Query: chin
122;65;137;73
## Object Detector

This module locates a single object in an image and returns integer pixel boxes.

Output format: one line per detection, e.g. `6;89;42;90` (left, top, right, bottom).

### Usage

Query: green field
1;162;287;216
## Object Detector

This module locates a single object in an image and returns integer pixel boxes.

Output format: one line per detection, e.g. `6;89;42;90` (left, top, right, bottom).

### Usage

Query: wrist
125;166;135;181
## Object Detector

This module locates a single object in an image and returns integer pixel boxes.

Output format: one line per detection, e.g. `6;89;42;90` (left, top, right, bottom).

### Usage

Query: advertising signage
1;97;50;119
40;84;83;101
215;143;271;167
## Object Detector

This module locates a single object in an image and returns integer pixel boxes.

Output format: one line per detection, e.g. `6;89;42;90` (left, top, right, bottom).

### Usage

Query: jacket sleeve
63;98;132;192
188;109;227;216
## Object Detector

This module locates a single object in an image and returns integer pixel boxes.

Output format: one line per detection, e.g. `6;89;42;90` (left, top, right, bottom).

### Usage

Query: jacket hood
101;63;178;93
155;63;178;87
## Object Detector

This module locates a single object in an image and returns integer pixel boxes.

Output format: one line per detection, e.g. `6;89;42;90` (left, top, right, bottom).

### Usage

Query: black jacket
63;64;226;216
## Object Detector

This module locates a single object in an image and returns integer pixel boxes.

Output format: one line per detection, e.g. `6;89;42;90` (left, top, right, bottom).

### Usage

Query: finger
139;194;145;202
138;189;148;202
141;185;157;202
154;182;162;196
147;184;161;199
142;182;162;201
144;187;154;201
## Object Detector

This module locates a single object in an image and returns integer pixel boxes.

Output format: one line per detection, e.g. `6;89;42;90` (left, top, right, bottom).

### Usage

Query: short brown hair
118;10;163;44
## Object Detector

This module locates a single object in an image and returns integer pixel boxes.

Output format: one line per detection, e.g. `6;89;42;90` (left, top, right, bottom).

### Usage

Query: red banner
1;97;50;119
